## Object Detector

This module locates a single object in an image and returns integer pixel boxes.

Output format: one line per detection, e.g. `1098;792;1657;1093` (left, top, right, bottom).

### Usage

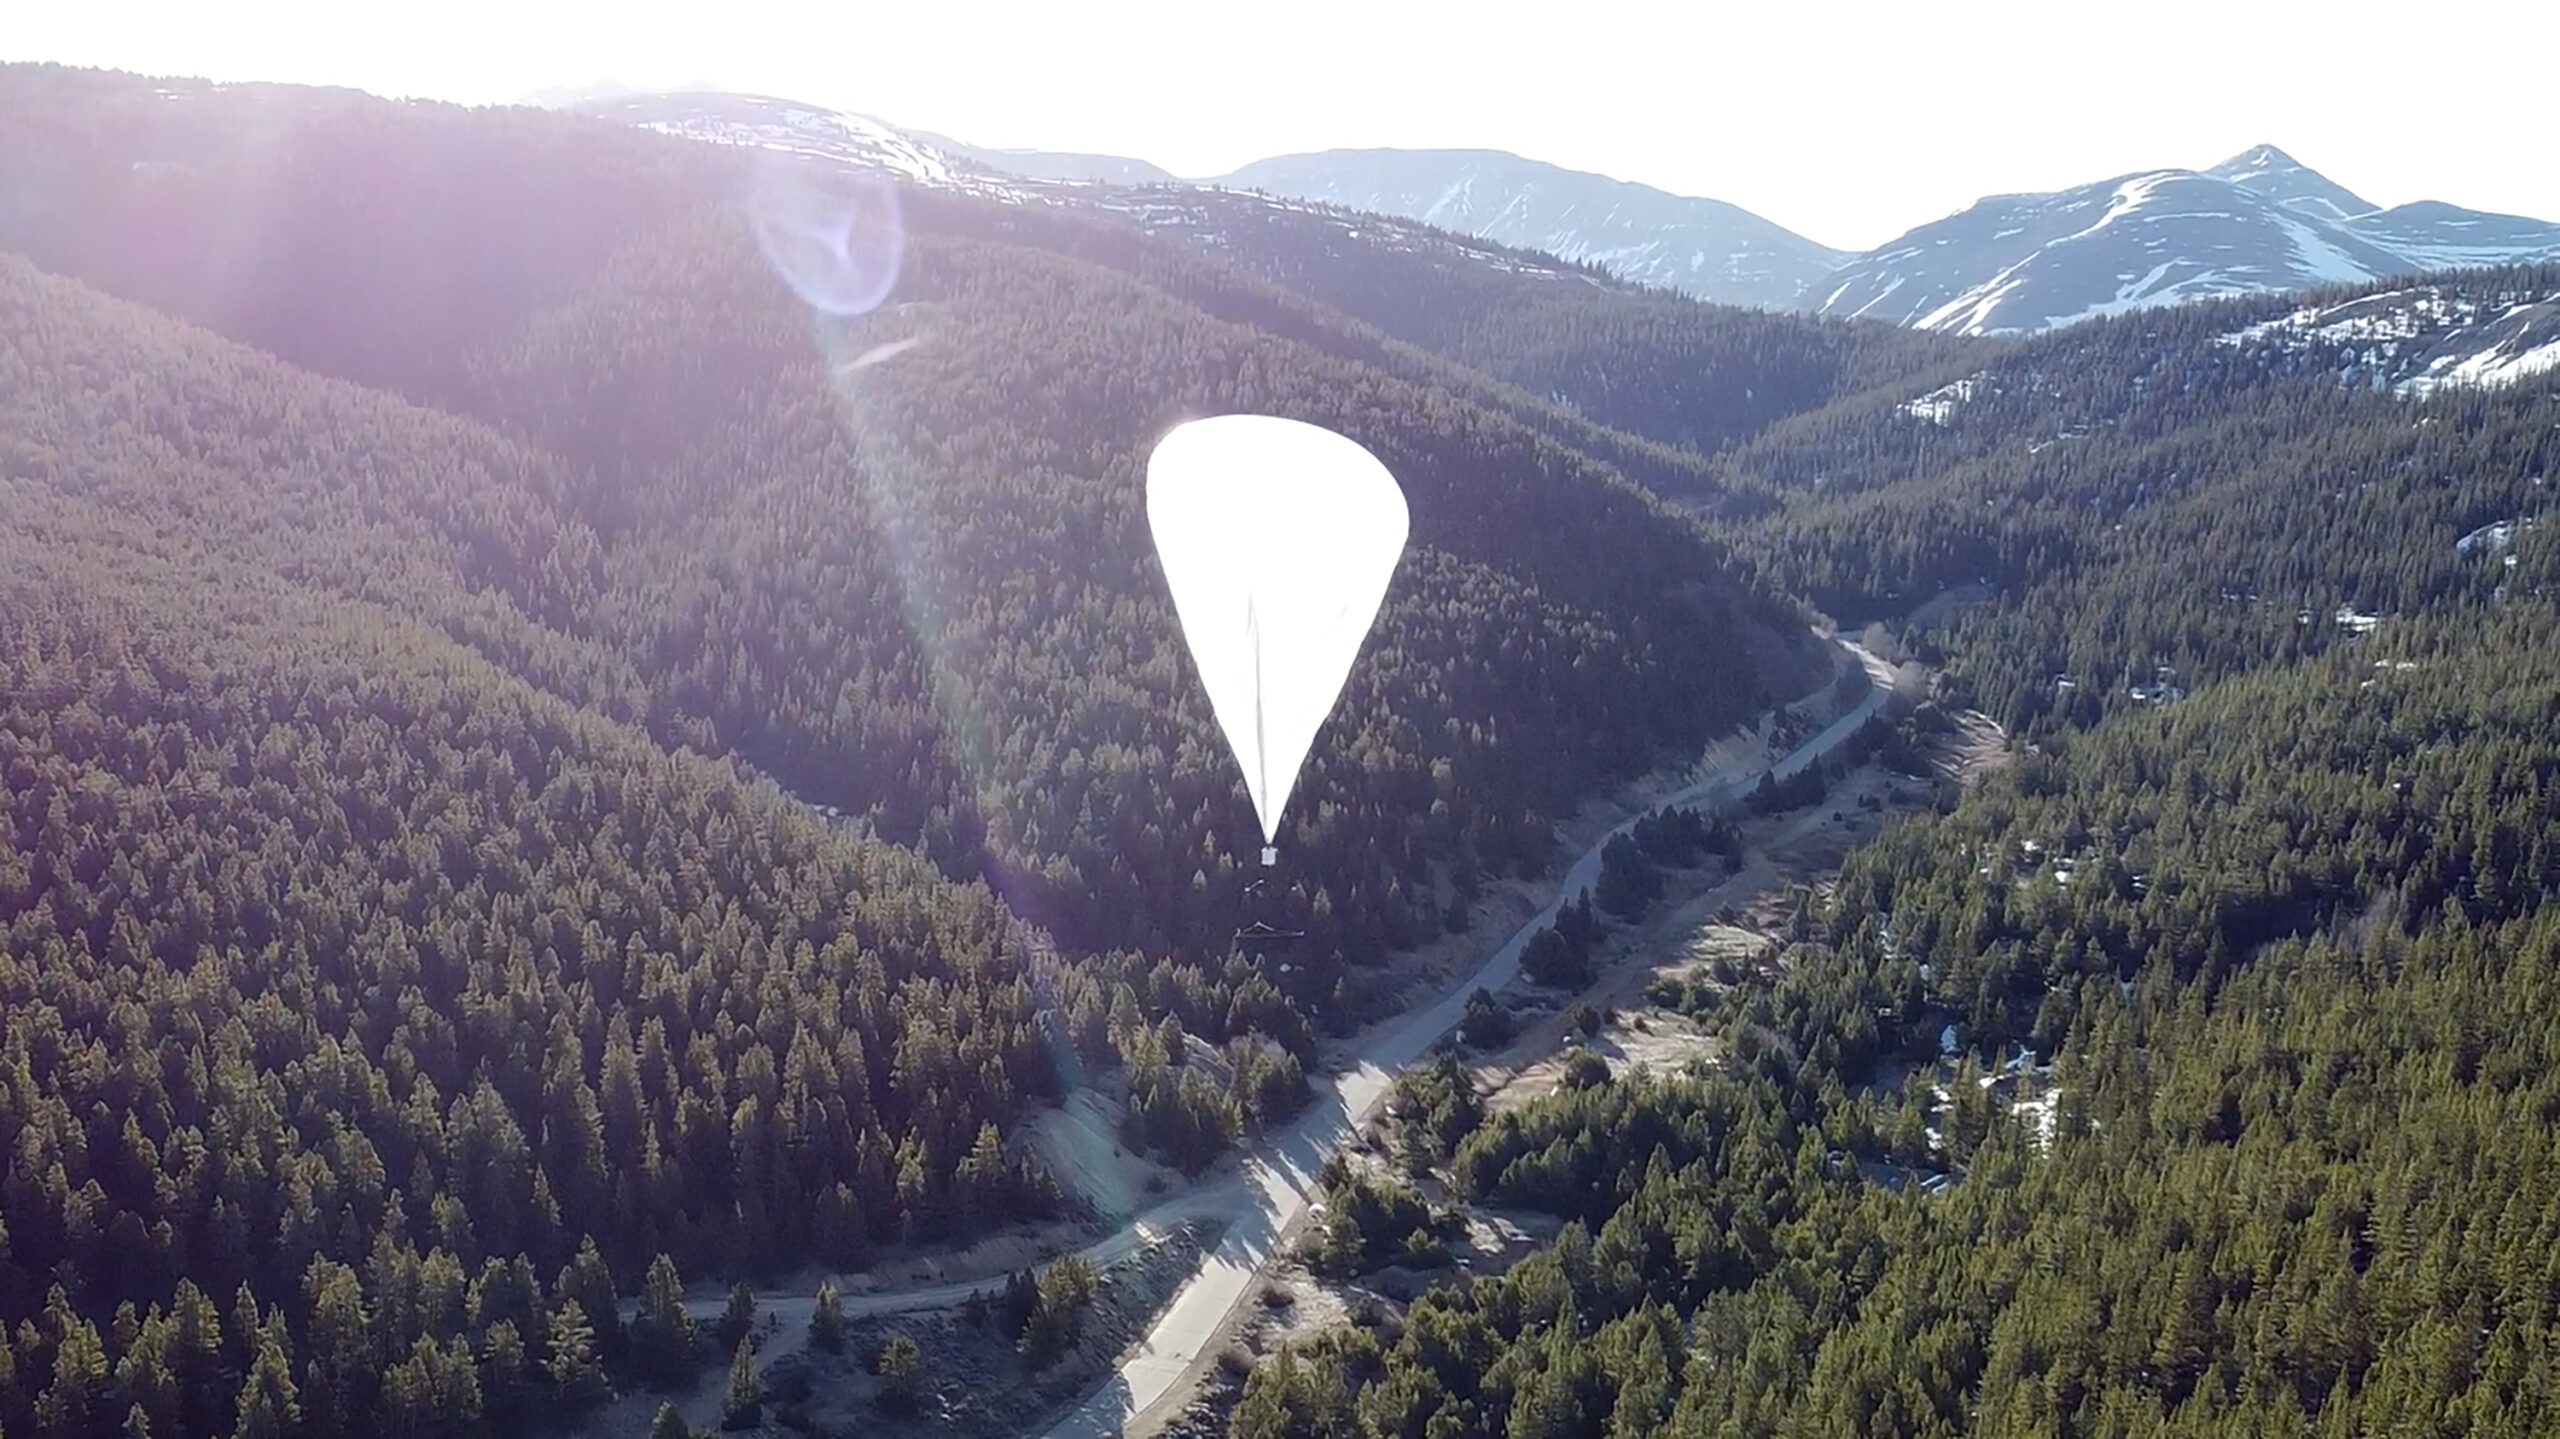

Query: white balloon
1146;416;1410;857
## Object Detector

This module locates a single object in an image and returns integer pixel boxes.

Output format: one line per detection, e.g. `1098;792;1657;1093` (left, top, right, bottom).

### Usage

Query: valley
605;636;1901;1436
2;52;2559;1439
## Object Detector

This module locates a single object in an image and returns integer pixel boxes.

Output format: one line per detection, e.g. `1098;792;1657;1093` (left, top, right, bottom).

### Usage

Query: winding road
625;639;1894;1439
1039;638;1896;1437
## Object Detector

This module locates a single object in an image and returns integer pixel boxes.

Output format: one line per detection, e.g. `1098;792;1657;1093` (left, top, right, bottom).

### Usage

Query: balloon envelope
1147;416;1409;847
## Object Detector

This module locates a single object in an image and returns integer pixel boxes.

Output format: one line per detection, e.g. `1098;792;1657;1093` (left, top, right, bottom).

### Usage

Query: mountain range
562;84;2560;336
12;63;2560;1439
1206;142;2560;335
1808;144;2560;335
1212;148;1852;311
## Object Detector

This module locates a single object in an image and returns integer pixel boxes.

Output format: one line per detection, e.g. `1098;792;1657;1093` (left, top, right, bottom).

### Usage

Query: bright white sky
12;0;2557;252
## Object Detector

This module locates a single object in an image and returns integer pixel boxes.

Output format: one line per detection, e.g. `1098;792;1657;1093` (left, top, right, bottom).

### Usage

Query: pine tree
229;1332;298;1439
874;1333;923;1412
720;1338;761;1431
714;1284;756;1354
33;1296;106;1439
807;1283;846;1355
558;1238;622;1359
634;1253;696;1383
544;1299;610;1410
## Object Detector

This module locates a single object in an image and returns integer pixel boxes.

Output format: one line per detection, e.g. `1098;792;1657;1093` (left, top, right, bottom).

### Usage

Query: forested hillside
1230;290;2560;1436
15;57;2559;1439
1111;187;1973;464
1239;604;2560;1437
0;253;1287;1434
1713;268;2560;728
0;64;1835;1436
0;64;1824;973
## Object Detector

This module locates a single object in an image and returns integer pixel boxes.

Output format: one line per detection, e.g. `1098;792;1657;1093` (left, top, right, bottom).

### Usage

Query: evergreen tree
874;1333;923;1412
714;1285;756;1356
720;1339;760;1431
632;1254;696;1384
543;1300;610;1411
807;1284;846;1356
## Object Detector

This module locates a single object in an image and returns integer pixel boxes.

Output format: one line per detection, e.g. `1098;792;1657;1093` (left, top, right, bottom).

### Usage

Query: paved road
1039;640;1896;1438
630;642;1894;1439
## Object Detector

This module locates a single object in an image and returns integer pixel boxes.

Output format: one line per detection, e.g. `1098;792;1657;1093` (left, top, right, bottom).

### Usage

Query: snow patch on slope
1216;149;1853;309
1898;375;1991;425
2218;284;2560;396
1819;145;2558;336
586;92;1033;202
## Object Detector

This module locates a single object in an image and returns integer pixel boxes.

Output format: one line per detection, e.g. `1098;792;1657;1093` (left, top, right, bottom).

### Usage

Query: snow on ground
599;93;1037;204
1845;274;1909;321
1897;375;1989;425
2274;210;2384;285
2402;334;2560;395
2459;519;2523;556
1915;275;2027;335
2217;284;2560;396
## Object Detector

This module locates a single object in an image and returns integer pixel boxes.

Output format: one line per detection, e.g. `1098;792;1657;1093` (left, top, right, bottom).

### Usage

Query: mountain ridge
1212;146;1854;310
1809;148;2560;335
526;83;2560;335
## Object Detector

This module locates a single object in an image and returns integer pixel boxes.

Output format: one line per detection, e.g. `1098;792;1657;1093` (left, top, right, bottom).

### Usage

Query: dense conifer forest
6;57;2560;1439
1223;271;2560;1435
0;64;1828;1434
1235;606;2560;1437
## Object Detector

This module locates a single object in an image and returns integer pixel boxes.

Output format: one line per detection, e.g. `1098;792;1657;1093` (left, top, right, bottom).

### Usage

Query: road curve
1040;640;1896;1438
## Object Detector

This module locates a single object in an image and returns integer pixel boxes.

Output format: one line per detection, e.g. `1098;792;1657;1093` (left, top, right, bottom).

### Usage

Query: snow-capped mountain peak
2205;143;2376;224
563;91;2560;342
1813;166;2407;337
1812;146;2560;336
1213;148;1853;310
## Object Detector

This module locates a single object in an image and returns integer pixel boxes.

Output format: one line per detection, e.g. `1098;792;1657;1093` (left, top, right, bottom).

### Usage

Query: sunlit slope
1708;268;2560;728
0;65;1825;989
0;66;1974;504
442;200;1828;964
1109;184;1979;465
0;258;1167;1422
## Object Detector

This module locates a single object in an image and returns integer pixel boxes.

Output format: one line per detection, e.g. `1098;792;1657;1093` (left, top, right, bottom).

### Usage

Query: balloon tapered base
1261;846;1278;867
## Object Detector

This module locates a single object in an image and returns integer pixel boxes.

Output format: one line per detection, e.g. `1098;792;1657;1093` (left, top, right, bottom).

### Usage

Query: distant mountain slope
1720;261;2560;726
2205;142;2376;222
1810;167;2414;336
488;86;1971;483
2340;200;2560;271
2218;278;2560;396
1812;146;2560;336
1217;148;1853;310
574;89;1012;194
1081;183;1972;468
913;129;1178;185
2207;143;2560;270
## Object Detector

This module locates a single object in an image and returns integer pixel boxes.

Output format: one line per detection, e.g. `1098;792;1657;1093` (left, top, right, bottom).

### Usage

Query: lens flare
749;156;905;316
836;334;925;373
